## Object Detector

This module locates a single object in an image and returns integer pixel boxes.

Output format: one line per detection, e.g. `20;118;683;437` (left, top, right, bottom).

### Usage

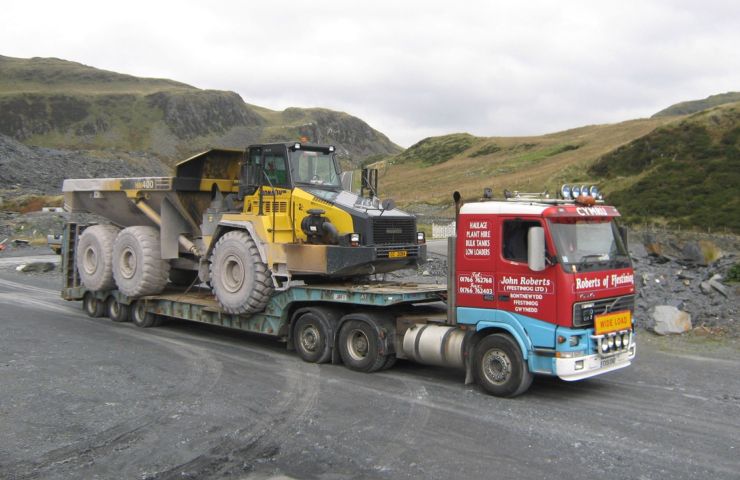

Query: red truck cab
455;198;636;392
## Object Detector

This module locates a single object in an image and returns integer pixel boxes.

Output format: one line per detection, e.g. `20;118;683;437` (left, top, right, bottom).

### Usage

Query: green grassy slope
0;55;401;163
653;91;740;117
590;102;740;232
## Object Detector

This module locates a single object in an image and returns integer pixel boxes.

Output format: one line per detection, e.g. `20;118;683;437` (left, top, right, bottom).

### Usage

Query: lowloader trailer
62;187;636;397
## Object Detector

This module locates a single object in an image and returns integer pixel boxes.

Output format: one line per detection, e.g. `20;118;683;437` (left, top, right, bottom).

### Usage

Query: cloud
2;0;739;146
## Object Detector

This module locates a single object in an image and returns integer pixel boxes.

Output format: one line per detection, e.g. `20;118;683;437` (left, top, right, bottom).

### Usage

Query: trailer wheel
131;299;160;328
76;224;119;291
473;334;533;397
338;320;387;372
107;297;130;322
293;311;332;363
113;226;170;297
209;230;273;314
169;268;199;287
380;354;398;370
83;292;106;317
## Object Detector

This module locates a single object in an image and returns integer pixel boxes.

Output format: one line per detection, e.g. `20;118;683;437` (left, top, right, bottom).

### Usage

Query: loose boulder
650;305;692;335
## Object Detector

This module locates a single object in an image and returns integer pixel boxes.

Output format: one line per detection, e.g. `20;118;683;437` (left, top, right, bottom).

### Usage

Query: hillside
377;117;678;211
653;92;740;117
0;55;400;163
589;102;740;232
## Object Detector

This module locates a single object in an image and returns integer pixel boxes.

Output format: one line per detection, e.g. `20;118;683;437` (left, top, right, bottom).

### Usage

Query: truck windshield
289;150;341;188
548;218;631;272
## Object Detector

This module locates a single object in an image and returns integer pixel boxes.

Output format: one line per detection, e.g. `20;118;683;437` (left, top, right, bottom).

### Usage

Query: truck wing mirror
528;226;546;272
340;171;354;192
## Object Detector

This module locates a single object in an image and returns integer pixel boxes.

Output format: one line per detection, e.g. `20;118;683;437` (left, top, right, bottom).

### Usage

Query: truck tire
76;224;119;291
131;299;161;328
112;226;170;297
83;292;106;317
473;334;533;397
338;320;387;373
209;230;273;314
169;268;199;287
293;311;332;363
107;297;130;322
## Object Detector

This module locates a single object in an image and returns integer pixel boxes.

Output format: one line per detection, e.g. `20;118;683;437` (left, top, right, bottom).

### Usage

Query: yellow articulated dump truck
63;143;426;314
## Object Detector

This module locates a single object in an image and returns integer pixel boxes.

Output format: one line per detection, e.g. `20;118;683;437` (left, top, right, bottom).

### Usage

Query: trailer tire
76;224;119;291
293;311;332;363
169;268;199;287
131;299;160;328
113;226;170;297
107;297;130;322
209;230;273;314
83;292;106;317
473;333;533;397
338;320;387;373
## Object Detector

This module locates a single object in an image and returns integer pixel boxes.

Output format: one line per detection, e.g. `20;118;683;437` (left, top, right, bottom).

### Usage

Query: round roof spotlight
571;185;581;198
580;185;589;197
560;184;571;199
589;186;600;198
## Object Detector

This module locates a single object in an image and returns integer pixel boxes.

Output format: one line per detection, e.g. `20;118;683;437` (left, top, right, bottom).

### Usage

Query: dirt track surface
0;266;739;480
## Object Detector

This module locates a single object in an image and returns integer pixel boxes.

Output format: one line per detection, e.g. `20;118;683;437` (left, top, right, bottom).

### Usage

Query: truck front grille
573;295;635;328
372;218;416;245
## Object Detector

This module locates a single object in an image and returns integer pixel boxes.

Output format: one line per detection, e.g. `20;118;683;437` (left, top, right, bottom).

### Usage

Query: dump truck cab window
290;149;341;188
263;152;289;188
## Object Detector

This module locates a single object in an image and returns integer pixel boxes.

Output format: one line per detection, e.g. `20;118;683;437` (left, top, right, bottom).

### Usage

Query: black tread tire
107;297;130;322
131;299;158;328
76;225;119;291
473;334;533;398
83;292;106;317
209;230;273;314
338;320;387;373
380;354;398;371
112;226;170;297
169;268;200;286
293;311;332;364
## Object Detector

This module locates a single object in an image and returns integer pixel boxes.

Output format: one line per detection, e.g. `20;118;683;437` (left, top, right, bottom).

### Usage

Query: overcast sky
3;0;739;147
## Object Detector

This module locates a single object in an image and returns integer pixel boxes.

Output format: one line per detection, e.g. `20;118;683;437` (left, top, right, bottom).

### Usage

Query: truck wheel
76;224;119;291
83;292;106;317
169;268;199;287
293;311;332;363
113;226;170;297
107;297;130;322
209;230;273;314
338;320;387;373
473;334;533;397
131;299;160;328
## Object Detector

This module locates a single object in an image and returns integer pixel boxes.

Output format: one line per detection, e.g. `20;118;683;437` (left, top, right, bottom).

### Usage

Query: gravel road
0;262;738;480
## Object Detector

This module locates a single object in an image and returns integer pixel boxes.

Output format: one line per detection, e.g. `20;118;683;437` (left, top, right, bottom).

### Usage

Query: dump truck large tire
76;224;119;291
210;230;273;314
112;226;170;297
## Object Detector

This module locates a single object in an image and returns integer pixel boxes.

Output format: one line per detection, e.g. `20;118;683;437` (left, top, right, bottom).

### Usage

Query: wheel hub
83;246;97;275
223;254;245;293
119;246;137;279
347;330;369;361
482;349;512;385
300;325;319;352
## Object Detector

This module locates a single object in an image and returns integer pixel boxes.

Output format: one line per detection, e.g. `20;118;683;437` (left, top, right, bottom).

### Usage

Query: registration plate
600;356;617;368
388;250;407;258
594;310;632;335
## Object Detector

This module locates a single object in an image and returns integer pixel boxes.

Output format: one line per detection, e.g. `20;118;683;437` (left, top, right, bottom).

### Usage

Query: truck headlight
417;231;425;244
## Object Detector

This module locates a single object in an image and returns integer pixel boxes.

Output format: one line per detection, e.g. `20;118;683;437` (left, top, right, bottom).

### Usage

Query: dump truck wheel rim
82;246;98;275
346;329;369;361
223;254;245;293
481;348;512;385
119;246;137;279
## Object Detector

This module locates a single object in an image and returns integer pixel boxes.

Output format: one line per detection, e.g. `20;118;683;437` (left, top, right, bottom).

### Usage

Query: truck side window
503;220;541;263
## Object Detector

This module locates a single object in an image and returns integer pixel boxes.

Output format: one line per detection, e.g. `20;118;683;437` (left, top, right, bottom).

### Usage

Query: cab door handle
499;295;510;302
